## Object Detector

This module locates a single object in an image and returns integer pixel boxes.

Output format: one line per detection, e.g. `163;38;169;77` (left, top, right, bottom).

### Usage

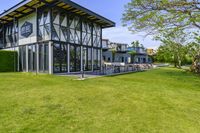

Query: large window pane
38;9;50;41
19;46;26;72
39;44;49;72
88;48;92;70
53;43;67;73
83;47;92;71
61;44;67;72
44;44;49;72
39;45;43;71
93;48;100;70
53;43;61;73
93;49;98;70
83;47;87;70
70;45;81;72
70;45;75;72
76;46;81;71
69;16;80;44
28;44;36;72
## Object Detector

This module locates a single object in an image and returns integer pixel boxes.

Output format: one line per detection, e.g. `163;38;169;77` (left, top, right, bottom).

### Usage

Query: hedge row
0;50;18;72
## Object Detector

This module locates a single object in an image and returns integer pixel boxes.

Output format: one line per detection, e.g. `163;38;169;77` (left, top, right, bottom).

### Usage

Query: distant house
102;39;128;63
146;48;156;56
102;39;152;64
127;47;151;63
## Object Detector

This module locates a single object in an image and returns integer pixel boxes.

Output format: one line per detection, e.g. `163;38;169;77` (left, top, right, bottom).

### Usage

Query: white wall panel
19;13;37;45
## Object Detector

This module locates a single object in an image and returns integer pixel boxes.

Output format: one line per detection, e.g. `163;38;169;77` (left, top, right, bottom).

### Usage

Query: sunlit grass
0;68;200;133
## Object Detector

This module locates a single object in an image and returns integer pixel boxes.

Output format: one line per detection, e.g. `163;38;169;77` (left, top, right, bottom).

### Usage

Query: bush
0;50;18;72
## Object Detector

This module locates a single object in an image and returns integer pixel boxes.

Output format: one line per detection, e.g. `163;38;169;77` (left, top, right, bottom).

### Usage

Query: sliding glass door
70;45;81;72
53;43;68;73
28;44;37;72
19;45;26;72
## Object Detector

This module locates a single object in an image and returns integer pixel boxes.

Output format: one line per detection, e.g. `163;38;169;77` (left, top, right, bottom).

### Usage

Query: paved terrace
55;64;153;79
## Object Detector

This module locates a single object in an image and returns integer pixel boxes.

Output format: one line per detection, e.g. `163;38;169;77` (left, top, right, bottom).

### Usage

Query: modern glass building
0;0;115;74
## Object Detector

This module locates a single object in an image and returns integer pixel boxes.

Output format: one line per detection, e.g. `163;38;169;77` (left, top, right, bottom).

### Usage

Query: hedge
0;50;18;72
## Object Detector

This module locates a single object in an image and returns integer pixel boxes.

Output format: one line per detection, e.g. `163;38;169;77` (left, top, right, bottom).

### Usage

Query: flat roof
110;42;128;46
0;0;115;28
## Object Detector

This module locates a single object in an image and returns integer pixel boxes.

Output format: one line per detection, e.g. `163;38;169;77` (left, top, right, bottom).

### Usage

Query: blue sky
0;0;160;49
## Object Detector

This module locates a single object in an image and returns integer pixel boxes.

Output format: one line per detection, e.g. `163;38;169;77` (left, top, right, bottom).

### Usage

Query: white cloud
102;26;160;49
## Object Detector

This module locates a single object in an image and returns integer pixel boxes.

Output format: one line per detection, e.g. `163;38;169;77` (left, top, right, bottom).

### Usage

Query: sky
0;0;160;49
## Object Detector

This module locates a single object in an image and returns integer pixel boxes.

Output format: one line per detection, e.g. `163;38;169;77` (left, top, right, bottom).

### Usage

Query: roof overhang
0;0;115;28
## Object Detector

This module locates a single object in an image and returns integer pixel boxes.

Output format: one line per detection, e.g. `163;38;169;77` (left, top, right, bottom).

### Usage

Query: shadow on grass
157;67;200;78
105;70;147;78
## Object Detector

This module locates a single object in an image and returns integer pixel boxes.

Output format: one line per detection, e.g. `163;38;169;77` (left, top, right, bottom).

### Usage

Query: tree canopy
122;0;200;34
131;40;144;48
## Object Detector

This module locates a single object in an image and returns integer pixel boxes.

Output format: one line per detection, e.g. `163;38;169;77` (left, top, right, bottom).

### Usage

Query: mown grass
0;67;200;133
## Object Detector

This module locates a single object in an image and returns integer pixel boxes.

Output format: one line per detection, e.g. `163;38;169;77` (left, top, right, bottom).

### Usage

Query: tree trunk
178;60;182;68
177;56;182;68
191;57;199;73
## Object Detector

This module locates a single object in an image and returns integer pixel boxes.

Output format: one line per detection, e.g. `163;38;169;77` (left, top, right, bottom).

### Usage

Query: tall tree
156;31;188;68
110;48;117;62
122;0;200;34
156;45;174;63
131;40;140;47
128;51;136;63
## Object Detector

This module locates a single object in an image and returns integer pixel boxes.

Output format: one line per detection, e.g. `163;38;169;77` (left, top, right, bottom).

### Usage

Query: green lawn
0;68;200;133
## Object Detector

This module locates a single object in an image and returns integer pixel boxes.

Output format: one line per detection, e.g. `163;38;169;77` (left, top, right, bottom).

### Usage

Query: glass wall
53;43;95;73
49;8;102;72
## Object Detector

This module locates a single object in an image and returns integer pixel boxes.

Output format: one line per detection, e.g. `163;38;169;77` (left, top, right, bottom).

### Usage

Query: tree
128;51;136;63
155;31;188;68
131;40;139;47
156;45;174;63
122;0;200;72
131;40;144;48
122;0;200;34
110;48;117;62
186;33;200;72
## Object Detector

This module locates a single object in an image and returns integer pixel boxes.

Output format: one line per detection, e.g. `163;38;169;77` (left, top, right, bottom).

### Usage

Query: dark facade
0;0;115;74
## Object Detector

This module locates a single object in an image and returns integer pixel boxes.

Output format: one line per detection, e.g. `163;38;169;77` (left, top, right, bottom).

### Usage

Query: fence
93;64;153;75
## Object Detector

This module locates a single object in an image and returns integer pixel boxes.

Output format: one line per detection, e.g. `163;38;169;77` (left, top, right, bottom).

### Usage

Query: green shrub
0;50;18;72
